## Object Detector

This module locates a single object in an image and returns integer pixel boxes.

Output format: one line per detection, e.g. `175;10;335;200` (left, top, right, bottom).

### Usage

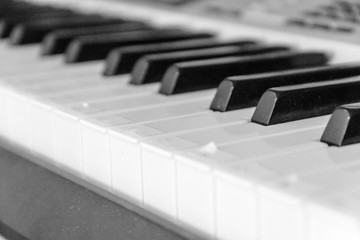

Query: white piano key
4;72;105;95
304;190;360;240
216;173;320;240
81;121;113;190
254;145;360;184
217;129;324;160
81;97;212;128
0;60;104;144
137;116;328;224
210;143;360;235
266;171;360;240
318;188;360;224
18;77;119;96
0;57;65;76
173;127;327;238
288;164;360;199
80;98;211;194
225;182;358;240
78;88;194;189
0;45;41;63
43;80;131;104
28;79;159;155
2;61;103;88
29;84;131;159
80;97;209;204
6;91;33;148
109;108;253;205
80;97;213;193
7;73;154;155
37;84;157;169
256;148;360;240
176;152;255;238
213;142;360;240
238;144;360;199
307;204;360;240
54;90;213;179
257;186;305;240
110;132;144;204
4;77;119;147
214;173;257;240
29;101;56;161
0;88;9;141
30;83;143;159
143;116;329;153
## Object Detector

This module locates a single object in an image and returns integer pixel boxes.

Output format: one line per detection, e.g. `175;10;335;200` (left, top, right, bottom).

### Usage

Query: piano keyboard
2;0;360;239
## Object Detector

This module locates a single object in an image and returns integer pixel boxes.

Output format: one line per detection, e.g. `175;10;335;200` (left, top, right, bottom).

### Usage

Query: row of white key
1;52;359;239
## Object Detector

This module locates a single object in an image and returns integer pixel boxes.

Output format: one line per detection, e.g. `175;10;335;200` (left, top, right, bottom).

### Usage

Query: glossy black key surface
0;9;75;38
131;44;289;85
159;51;329;95
65;29;213;62
10;15;125;45
0;0;15;9
103;39;257;75
0;4;59;19
211;63;360;112
252;77;360;126
0;4;70;17
42;22;150;55
321;103;360;146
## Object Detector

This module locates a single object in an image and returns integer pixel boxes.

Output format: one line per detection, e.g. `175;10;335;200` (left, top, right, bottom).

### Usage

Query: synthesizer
1;0;360;239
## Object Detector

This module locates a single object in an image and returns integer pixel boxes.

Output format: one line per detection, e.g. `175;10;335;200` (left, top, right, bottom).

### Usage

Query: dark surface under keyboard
0;144;204;240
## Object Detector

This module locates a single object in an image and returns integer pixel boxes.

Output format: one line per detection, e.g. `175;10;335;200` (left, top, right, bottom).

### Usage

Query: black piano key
131;44;289;85
211;63;360;112
103;38;257;75
321;103;360;146
251;77;360;126
0;4;60;19
1;5;60;15
42;22;150;55
0;10;76;38
0;0;15;9
159;51;329;95
65;29;214;63
10;15;126;45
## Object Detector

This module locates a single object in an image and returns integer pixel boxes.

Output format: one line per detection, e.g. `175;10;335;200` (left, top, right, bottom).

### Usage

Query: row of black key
104;39;256;75
3;1;360;147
